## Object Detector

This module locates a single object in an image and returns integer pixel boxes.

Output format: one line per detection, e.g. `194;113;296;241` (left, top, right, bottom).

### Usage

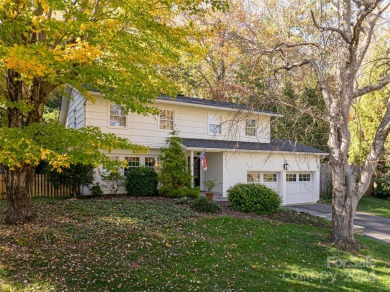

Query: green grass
321;195;390;218
0;197;389;291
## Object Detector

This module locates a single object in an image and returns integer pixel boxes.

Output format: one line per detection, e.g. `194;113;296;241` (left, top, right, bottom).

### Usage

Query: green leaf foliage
125;166;158;197
158;131;196;198
47;163;94;195
227;183;281;214
0;122;144;171
191;196;221;213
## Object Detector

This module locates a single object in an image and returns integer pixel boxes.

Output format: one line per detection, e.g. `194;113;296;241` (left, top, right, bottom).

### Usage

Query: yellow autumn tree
0;0;227;224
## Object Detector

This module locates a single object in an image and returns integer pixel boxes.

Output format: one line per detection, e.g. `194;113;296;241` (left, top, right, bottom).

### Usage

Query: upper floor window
159;110;174;130
245;119;256;136
110;104;126;127
208;114;222;134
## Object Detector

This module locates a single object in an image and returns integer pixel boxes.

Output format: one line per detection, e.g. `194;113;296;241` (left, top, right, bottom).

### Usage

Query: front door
188;157;201;187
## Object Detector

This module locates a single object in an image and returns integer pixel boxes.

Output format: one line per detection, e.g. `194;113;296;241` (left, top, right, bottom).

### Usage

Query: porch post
190;150;194;188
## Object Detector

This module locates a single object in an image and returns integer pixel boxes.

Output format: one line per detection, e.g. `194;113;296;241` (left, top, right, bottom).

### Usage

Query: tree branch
354;76;390;98
274;60;312;73
310;10;350;43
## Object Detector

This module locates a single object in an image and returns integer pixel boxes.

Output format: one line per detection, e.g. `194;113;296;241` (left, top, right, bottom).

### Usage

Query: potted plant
203;179;217;201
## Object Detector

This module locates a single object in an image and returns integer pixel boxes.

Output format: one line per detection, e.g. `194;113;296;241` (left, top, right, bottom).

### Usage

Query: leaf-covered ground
0;197;389;291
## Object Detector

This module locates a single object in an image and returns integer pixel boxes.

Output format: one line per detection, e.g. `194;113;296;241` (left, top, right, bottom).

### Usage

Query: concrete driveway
286;203;390;244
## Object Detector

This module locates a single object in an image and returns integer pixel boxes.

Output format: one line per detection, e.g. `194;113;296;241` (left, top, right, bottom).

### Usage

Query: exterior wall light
283;160;289;170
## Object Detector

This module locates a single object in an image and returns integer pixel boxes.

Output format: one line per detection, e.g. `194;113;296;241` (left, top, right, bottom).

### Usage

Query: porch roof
181;138;327;155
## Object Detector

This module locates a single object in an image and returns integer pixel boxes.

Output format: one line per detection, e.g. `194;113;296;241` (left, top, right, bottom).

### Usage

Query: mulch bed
216;201;331;228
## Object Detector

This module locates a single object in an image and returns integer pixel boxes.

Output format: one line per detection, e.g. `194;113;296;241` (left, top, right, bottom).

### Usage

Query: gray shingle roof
158;95;279;116
181;138;327;154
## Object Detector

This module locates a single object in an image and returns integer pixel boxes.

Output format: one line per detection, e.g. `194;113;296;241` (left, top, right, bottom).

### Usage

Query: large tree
0;0;225;224
269;0;390;248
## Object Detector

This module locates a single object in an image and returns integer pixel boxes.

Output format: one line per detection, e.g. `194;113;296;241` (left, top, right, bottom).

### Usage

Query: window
73;109;77;128
124;157;139;171
208;114;222;134
299;173;311;181
159;110;174;130
245;119;256;136
110;104;126;127
247;173;261;183
145;157;157;169
286;174;297;182
263;173;277;182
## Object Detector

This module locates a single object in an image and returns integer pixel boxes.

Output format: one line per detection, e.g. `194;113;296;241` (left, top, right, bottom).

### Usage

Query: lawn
322;195;390;218
0;197;389;291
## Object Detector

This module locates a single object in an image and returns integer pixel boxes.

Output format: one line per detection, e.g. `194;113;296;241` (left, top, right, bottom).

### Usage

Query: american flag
200;152;207;171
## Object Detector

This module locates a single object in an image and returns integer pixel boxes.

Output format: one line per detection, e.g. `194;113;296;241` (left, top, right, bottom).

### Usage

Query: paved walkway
286;203;390;244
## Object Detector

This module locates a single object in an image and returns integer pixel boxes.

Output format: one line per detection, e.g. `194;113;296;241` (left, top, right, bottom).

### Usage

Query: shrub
158;131;193;197
125;166;158;196
100;172;125;195
48;163;94;195
373;161;390;199
159;186;200;199
191;196;221;213
227;183;281;214
90;183;103;197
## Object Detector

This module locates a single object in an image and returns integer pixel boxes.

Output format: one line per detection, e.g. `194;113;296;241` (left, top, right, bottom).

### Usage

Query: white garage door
247;172;281;194
285;173;314;204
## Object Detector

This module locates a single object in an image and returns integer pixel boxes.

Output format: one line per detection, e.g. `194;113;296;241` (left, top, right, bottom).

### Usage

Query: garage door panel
286;172;314;204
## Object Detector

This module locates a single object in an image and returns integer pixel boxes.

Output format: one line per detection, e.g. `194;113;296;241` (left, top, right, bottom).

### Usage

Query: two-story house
59;87;327;205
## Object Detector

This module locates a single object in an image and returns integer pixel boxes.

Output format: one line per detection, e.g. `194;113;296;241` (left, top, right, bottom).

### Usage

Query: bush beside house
125;166;158;196
158;131;199;198
228;183;281;214
191;196;221;213
47;163;94;196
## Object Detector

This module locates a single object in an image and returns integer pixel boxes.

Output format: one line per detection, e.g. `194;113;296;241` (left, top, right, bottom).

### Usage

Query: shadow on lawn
0;198;389;291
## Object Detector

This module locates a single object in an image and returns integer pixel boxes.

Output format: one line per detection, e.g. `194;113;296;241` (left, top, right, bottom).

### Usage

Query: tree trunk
330;161;360;250
3;166;35;224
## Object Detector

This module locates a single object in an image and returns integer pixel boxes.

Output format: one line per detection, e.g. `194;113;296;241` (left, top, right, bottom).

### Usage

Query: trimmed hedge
227;183;281;214
125;166;158;196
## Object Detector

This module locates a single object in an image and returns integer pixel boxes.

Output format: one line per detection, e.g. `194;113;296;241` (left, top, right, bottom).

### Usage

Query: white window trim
247;172;278;183
144;156;158;169
157;109;175;132
245;119;257;137
108;103;128;129
124;156;140;171
286;173;297;182
208;113;222;135
299;173;311;182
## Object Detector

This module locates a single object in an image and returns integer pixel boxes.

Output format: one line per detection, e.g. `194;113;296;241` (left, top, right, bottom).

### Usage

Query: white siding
66;89;85;129
201;152;224;194
222;152;320;205
85;95;271;147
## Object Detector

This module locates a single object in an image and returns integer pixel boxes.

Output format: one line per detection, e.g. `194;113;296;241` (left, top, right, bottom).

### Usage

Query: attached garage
284;172;316;205
247;172;281;196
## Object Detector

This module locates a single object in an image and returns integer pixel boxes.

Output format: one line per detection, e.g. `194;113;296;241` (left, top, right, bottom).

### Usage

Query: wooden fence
320;163;373;196
0;174;74;200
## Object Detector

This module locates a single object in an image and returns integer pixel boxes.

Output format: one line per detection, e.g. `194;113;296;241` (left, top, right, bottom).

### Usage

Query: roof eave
155;99;283;118
183;145;328;155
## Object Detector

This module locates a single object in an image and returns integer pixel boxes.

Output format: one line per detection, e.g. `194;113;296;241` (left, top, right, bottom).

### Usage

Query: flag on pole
200;152;207;171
